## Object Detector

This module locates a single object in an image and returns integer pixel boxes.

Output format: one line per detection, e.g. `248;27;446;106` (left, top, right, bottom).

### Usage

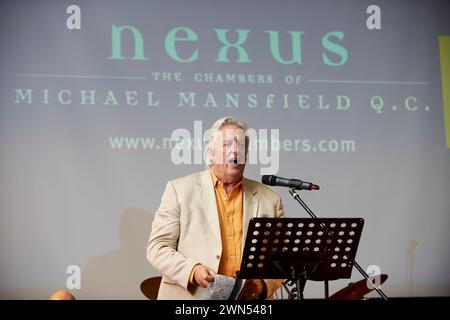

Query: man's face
210;124;246;184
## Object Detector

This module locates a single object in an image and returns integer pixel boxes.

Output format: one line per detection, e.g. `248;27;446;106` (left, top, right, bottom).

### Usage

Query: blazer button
216;255;221;260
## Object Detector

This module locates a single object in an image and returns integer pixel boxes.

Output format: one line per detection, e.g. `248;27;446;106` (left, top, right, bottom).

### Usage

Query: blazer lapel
242;178;259;253
199;170;222;249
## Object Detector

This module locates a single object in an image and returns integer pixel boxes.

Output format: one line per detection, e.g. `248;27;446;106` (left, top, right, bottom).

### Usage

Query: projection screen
0;0;449;299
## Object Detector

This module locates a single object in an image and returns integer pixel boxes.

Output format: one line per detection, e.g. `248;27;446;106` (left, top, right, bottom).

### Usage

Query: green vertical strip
439;36;450;148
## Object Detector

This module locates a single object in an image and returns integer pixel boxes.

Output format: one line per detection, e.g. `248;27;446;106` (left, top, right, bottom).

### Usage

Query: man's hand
237;279;268;300
193;265;216;288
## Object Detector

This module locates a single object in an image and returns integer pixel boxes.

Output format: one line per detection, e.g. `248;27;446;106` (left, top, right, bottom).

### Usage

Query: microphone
262;175;320;191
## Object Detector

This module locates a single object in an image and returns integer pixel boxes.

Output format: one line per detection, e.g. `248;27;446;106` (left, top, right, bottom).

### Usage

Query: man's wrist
189;263;202;285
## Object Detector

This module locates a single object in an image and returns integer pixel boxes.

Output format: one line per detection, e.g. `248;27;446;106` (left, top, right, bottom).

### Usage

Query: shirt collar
210;168;243;189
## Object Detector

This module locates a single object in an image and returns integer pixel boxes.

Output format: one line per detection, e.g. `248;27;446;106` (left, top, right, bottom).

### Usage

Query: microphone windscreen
261;175;272;185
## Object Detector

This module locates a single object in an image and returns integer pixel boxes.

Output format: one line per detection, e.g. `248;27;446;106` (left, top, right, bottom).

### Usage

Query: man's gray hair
204;116;249;167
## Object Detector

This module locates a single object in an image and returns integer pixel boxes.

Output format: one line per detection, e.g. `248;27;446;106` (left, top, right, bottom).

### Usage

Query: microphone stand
288;188;389;300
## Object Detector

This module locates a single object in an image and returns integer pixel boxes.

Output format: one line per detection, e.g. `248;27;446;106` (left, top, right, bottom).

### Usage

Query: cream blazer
147;169;285;300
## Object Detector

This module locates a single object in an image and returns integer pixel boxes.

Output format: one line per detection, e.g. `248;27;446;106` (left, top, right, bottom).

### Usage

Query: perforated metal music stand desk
238;217;364;300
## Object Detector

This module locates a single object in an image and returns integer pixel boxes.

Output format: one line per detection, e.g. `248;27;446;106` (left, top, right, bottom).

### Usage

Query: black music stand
238;217;364;300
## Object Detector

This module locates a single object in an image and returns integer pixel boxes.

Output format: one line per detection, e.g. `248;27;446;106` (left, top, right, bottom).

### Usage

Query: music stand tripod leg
291;266;307;301
324;280;329;299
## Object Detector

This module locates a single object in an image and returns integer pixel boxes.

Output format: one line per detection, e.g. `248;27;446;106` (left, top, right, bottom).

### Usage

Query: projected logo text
107;25;348;66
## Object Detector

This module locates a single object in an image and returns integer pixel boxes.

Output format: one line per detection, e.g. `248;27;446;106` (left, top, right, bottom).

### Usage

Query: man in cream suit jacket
147;116;285;300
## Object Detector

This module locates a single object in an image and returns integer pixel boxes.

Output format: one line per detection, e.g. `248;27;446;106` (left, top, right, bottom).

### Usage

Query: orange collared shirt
210;169;244;278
